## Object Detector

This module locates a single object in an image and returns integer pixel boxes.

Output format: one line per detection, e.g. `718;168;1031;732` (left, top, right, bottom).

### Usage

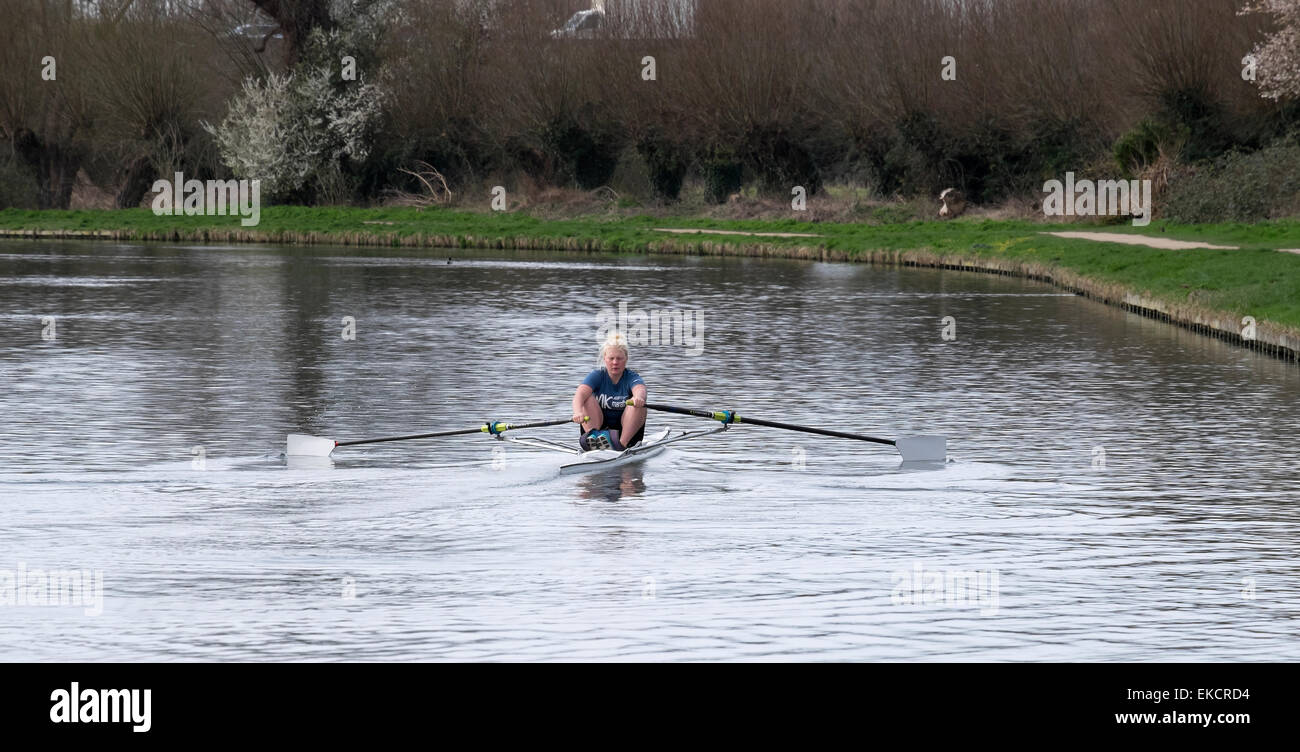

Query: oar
642;403;947;462
286;418;574;457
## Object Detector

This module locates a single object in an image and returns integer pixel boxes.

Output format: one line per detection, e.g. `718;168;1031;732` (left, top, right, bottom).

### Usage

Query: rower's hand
625;395;639;408
572;413;589;425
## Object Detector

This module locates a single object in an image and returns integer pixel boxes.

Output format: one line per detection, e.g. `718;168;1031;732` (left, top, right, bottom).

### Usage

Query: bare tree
248;0;335;66
0;1;94;208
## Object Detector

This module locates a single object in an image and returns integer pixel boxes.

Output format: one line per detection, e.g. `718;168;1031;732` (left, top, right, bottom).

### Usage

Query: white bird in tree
553;0;607;38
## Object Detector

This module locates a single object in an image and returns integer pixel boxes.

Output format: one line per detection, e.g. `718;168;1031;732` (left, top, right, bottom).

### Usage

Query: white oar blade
287;433;337;457
895;435;947;462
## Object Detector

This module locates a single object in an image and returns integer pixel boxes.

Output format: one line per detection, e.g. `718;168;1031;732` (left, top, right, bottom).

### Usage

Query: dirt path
655;228;1288;250
1042;231;1237;250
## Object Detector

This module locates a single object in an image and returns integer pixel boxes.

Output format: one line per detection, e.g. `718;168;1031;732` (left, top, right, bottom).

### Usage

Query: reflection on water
575;465;649;502
1;239;1299;661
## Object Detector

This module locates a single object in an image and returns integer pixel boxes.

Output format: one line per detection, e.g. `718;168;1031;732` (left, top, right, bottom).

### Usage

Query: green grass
4;206;1300;332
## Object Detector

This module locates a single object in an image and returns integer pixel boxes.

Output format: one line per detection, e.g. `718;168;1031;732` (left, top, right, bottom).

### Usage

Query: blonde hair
598;331;630;366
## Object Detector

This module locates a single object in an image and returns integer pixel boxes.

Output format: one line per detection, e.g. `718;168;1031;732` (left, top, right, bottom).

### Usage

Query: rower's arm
573;384;594;423
630;384;647;406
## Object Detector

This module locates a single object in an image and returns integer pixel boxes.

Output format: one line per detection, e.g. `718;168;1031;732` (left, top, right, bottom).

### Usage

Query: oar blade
287;433;337;457
895;435;947;462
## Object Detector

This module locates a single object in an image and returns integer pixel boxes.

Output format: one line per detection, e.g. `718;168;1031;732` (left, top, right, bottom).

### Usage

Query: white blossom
202;3;389;199
1243;0;1300;100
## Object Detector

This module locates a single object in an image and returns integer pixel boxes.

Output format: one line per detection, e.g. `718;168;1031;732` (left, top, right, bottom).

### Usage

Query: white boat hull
559;428;674;474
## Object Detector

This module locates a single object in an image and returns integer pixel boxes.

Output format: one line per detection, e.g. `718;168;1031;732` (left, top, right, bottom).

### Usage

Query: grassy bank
3;206;1300;346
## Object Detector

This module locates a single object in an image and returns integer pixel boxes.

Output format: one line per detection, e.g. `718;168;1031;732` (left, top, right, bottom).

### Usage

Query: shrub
203;12;386;203
1114;118;1189;177
1241;0;1300;101
636;130;689;202
741;125;822;197
699;147;744;204
540;110;624;191
204;65;383;202
0;158;40;209
1155;85;1234;163
1025;117;1095;180
1163;141;1300;222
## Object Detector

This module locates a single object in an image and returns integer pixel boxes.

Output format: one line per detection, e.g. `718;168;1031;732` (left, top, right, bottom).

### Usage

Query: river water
1;239;1297;661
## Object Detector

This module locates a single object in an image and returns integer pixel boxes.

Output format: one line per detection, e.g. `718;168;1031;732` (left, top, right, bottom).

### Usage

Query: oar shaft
642;403;724;421
644;403;895;447
734;416;895;446
336;418;571;448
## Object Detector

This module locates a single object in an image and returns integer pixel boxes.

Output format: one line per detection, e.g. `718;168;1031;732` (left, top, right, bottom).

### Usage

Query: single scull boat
285;402;947;469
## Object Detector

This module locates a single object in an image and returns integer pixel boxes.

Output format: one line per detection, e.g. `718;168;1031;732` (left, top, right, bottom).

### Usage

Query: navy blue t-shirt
582;368;645;425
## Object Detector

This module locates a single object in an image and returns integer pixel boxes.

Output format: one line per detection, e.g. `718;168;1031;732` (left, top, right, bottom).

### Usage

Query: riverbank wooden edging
3;226;1296;362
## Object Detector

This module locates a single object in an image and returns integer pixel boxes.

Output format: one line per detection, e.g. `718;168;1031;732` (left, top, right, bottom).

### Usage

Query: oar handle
644;403;896;447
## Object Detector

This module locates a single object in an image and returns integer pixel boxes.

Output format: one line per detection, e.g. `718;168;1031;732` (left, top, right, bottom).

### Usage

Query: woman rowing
573;331;647;451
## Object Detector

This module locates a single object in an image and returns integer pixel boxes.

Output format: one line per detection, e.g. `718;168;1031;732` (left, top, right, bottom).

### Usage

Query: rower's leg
620;401;646;444
579;393;603;432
